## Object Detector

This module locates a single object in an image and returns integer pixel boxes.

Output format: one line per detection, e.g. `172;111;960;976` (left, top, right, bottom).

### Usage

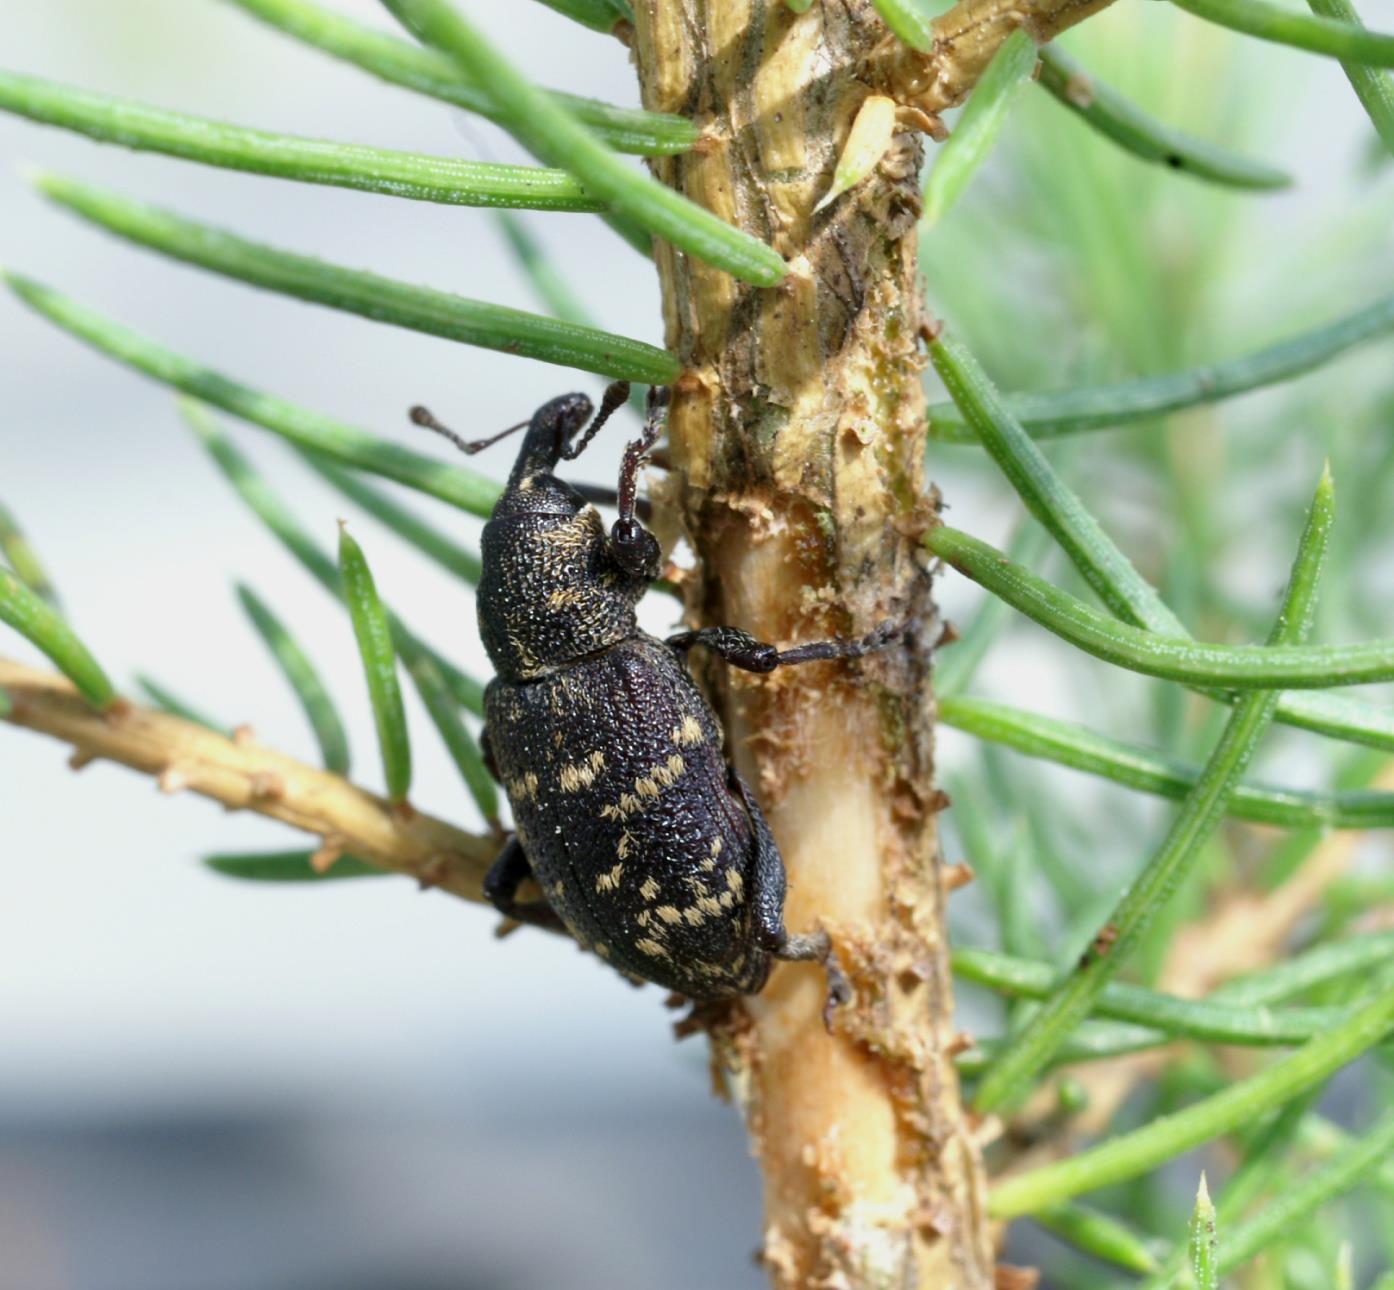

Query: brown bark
0;657;494;899
631;3;992;1284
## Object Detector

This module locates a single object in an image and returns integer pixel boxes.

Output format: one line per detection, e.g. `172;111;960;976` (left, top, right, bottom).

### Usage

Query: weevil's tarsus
666;617;908;674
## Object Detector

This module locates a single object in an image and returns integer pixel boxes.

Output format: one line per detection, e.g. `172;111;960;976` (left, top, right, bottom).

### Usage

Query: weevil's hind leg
730;769;852;1028
483;836;568;936
667;618;908;675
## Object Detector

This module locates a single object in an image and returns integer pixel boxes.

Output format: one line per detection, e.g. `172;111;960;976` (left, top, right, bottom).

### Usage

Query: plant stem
0;656;493;896
632;4;1002;1285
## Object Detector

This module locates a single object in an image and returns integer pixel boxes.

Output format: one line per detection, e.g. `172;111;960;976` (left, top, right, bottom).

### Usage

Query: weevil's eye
611;518;661;579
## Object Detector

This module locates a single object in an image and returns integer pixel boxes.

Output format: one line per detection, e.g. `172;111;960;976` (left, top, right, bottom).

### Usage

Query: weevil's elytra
414;384;908;1008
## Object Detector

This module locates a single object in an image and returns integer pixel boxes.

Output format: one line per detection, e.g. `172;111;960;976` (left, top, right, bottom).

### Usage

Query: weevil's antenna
409;405;528;455
561;381;631;461
616;386;669;531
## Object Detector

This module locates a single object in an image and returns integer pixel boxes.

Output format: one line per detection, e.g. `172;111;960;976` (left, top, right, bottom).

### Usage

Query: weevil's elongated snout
506;393;594;491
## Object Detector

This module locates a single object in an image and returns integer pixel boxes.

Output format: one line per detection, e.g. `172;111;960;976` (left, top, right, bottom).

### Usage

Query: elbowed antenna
408;405;528;455
609;385;669;577
562;381;630;460
408;379;629;465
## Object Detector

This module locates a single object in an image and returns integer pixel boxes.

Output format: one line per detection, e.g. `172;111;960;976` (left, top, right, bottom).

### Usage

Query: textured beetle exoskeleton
418;386;900;1004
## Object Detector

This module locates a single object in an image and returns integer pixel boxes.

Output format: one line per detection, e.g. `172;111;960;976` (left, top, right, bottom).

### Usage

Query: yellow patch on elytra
617;832;633;860
595;862;624;893
697;895;724;918
635;937;667;958
719;891;735;910
507;771;539;802
634;755;686;800
639;875;660;901
683;905;707;927
656;905;683;925
673;715;704;747
726;867;745;898
595;943;611;959
602;791;643;822
559;749;605;793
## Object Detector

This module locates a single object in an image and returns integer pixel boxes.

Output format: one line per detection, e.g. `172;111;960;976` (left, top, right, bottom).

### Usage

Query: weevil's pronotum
411;384;905;1010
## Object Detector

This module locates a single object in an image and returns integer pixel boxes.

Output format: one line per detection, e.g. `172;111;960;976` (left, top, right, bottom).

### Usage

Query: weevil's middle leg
667;618;908;675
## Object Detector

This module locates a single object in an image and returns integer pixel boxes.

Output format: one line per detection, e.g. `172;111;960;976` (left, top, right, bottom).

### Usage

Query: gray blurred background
2;2;1390;1288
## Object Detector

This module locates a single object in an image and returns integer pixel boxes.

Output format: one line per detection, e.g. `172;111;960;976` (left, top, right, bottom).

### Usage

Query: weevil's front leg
730;770;852;1027
668;618;908;675
483;836;568;935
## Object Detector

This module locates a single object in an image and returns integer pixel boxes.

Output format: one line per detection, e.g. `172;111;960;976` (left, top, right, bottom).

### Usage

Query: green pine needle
0;565;117;710
300;453;482;585
988;972;1394;1216
1306;0;1394;155
4;271;501;518
224;0;696;156
929;521;1394;691
338;526;412;804
236;582;352;775
1033;1201;1161;1274
33;171;680;384
1036;46;1291;190
1204;1109;1394;1281
0;498;61;610
381;0;786;287
971;467;1333;1114
1187;1175;1219;1290
927;325;1394;752
493;212;598;328
923;31;1038;226
397;636;499;825
0;71;607;212
870;0;934;51
204;848;385;882
1171;0;1394;66
135;674;230;733
926;290;1394;441
1212;931;1394;1006
184;401;487;709
953;945;1376;1047
939;694;1394;829
532;0;632;32
183;400;494;835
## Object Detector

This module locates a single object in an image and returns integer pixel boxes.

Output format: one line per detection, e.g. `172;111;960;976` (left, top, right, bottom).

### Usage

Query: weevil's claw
822;945;853;1033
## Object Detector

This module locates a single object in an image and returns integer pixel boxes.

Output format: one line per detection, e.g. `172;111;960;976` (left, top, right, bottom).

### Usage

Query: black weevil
411;384;904;1010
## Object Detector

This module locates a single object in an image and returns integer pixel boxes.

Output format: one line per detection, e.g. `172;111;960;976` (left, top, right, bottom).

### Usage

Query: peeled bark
631;4;993;1285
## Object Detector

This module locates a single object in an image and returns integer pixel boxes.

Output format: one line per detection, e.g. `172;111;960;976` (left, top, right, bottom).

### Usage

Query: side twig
0;656;495;899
